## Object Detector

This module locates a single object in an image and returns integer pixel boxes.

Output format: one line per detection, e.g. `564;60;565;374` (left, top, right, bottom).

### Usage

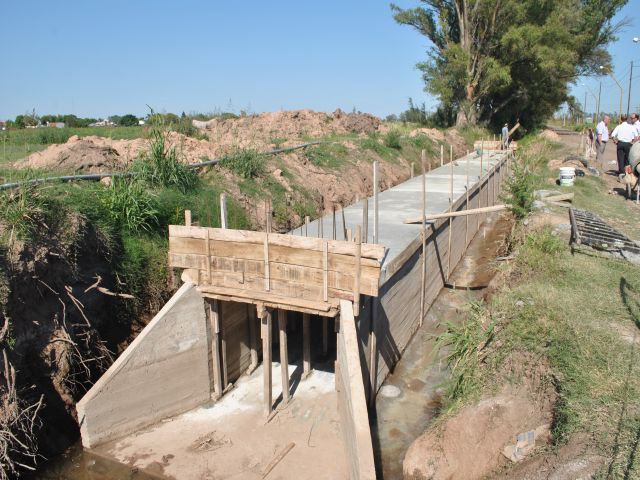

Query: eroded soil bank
372;212;513;479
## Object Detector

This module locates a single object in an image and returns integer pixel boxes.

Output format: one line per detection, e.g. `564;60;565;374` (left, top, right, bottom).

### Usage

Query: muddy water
30;442;161;480
372;213;513;480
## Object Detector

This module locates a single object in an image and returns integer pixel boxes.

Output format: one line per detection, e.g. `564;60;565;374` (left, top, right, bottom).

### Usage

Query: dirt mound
403;355;556;480
540;129;561;142
200;109;381;152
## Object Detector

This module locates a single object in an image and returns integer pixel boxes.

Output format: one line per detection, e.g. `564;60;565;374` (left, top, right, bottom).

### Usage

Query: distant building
0;121;6;131
89;119;116;127
46;122;65;129
138;119;145;126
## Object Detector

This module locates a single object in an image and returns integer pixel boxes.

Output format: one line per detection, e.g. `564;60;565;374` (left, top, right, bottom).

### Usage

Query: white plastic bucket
559;167;576;186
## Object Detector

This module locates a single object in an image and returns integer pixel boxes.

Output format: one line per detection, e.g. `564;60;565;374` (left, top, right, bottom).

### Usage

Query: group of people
595;113;640;178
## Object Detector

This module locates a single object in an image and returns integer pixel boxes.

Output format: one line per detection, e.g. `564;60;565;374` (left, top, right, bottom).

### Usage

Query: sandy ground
94;363;345;480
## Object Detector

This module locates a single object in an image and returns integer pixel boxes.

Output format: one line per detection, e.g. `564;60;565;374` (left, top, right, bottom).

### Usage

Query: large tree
392;0;627;129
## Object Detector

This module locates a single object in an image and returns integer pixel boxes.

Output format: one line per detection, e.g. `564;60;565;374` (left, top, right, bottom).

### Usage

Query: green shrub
133;128;198;193
0;187;51;240
361;133;386;155
506;159;535;219
384;130;402;149
220;149;265;179
101;179;158;233
306;144;348;169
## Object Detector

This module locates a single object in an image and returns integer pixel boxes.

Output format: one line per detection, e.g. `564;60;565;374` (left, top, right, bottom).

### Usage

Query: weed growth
100;179;158;233
384;130;402;149
220;149;265;179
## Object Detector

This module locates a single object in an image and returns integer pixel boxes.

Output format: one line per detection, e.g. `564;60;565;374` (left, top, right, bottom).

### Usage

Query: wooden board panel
221;301;251;383
169;225;385;260
169;253;379;297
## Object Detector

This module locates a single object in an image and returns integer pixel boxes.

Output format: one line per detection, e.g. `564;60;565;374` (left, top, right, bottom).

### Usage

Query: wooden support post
322;241;328;301
447;152;453;278
410;162;414;178
184;209;192;227
322;316;328;355
220;304;228;390
347;228;352;242
449;144;453;164
353;225;362;315
220;193;228;229
420;152;427;328
478;141;483;231
332;205;337;240
362;198;369;244
205;228;212;284
266;199;272;233
248;305;258;373
261;307;272;416
465;155;470;245
210;300;223;397
373;161;379;244
302;313;311;378
263;232;270;292
305;216;310;237
278;310;290;404
319;212;323;238
440;144;444;167
341;207;348;240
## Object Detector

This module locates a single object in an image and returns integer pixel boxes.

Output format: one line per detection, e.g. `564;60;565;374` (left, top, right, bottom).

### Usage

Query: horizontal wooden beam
169;225;385;261
403;204;508;224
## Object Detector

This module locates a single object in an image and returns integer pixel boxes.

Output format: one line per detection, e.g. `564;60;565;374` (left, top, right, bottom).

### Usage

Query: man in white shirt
501;123;509;149
630;112;640;139
595;115;610;168
611;114;637;177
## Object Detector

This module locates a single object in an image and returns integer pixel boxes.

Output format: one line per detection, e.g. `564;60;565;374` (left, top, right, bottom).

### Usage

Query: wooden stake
319;213;323;238
220;193;228;229
353;225;362;315
278;310;290;404
447;152;453;278
440;144;444;167
420;152;427;328
362;199;369;244
341;206;347;240
210;300;223;397
266;199;272;233
411;162;415;178
206;228;212;284
261;307;272;416
347;228;352;242
368;301;378;405
332;205;336;240
322;241;328;302
449;144;453;164
305;216;309;237
302;313;311;378
465;155;470;245
403;204;508;223
220;303;228;389
184;209;192;227
263;232;270;291
322;316;328;355
373;161;379;244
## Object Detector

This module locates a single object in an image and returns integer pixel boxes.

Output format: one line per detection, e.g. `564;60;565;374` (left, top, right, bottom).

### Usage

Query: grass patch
220;149;265;179
305;144;349;169
383;130;402;150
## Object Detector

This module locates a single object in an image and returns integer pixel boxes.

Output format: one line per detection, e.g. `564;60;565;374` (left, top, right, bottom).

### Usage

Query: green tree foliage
392;0;627;129
119;114;139;127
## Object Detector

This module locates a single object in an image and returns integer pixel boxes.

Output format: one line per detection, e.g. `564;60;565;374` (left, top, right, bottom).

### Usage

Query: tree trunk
456;97;478;127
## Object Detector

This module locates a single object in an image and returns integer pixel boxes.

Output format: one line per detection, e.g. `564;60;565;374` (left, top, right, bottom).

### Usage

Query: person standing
595;115;610;168
611;115;637;178
501;123;509;149
631;113;640;140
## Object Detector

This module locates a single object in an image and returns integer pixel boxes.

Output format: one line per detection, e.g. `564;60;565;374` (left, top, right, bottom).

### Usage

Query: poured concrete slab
94;363;345;480
291;151;505;282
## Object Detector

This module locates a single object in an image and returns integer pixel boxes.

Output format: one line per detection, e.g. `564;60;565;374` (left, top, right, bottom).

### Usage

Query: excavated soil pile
198;109;381;152
403;354;557;480
540;129;561;142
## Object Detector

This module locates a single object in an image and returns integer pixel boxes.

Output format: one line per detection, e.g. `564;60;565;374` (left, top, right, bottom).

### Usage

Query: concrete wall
77;283;210;448
336;300;377;480
364;155;506;394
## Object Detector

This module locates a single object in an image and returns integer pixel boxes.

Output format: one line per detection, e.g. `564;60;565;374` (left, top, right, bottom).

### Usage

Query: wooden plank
303;313;311;378
199;285;338;312
206;229;212;285
184;210;192;227
373;161;379;244
278;310;290;404
209;300;223;397
261;307;272;416
168;253;380;297
220;302;228;389
362;198;369;244
403;204;509;223
170;237;381;269
169;225;385;260
353;226;362;315
420;153;426;328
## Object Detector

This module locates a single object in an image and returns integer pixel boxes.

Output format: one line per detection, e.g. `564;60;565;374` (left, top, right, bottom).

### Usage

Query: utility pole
627;61;634;116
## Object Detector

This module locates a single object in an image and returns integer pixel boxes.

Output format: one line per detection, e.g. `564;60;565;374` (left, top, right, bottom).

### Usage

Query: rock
515;300;525;308
379;385;401;398
99;176;113;187
273;169;283;177
534;189;561;200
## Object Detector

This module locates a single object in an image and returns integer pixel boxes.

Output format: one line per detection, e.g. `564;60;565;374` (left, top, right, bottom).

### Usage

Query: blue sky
0;1;637;121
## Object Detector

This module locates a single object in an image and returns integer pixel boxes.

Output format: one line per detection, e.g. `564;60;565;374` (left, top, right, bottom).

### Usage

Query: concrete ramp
77;283;210;448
